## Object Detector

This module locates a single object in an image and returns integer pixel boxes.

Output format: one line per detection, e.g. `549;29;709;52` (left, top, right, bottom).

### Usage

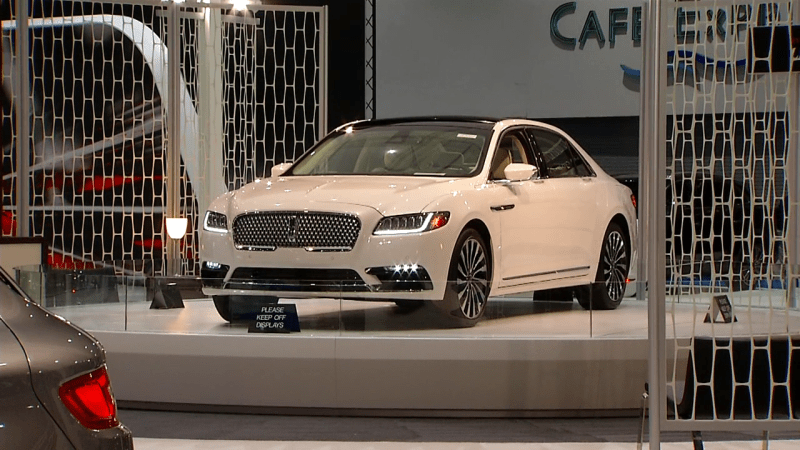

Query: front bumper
201;221;457;301
211;264;435;293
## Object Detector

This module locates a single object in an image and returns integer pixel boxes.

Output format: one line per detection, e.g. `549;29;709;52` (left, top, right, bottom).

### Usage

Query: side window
529;129;592;178
490;130;533;180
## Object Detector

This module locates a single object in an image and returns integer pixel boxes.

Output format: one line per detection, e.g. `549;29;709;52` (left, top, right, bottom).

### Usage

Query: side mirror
271;163;293;178
503;163;538;182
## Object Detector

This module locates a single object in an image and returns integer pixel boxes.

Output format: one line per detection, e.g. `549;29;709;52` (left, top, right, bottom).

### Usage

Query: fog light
201;262;230;289
366;265;433;291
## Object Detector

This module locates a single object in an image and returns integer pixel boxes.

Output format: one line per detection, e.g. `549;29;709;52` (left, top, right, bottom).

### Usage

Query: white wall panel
376;0;644;119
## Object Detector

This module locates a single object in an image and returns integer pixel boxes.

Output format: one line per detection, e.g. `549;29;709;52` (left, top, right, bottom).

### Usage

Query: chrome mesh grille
232;212;360;250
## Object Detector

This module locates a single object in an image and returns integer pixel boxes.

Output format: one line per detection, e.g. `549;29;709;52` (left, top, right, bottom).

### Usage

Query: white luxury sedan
200;117;638;326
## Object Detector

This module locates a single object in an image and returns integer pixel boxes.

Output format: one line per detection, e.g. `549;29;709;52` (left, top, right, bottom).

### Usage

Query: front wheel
212;295;232;322
580;222;629;310
436;228;491;326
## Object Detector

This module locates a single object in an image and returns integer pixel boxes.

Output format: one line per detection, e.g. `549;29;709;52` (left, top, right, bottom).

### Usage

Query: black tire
533;286;585;302
212;295;232;322
394;300;425;310
735;239;767;291
435;228;491;326
394;300;425;311
581;222;629;310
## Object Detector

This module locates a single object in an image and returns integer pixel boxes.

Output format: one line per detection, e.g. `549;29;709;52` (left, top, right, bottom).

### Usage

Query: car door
487;129;562;287
0;285;73;449
527;127;599;274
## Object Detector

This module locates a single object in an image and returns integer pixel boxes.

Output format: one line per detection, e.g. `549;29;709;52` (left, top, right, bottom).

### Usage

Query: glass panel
9;262;614;338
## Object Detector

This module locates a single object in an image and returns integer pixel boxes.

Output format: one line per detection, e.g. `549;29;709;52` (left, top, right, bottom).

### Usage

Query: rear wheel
535;286;590;303
581;222;629;310
737;239;767;291
436;228;491;326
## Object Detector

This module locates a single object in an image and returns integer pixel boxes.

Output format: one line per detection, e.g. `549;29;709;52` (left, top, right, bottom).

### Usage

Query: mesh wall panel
220;6;323;191
662;0;799;427
7;3;170;267
1;2;325;275
1;2;18;236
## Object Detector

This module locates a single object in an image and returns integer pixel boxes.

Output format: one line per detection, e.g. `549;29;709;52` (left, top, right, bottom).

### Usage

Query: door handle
490;204;515;211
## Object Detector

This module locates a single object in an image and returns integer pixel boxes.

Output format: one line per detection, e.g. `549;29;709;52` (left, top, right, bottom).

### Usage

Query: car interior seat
491;136;519;179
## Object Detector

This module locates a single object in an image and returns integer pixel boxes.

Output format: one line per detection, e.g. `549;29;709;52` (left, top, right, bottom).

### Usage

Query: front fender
422;185;503;290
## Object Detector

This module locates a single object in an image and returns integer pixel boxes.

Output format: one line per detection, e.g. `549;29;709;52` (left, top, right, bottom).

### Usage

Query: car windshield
288;125;490;177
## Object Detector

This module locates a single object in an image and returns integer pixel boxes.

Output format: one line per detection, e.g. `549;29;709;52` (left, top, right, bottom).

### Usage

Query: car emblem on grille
287;215;299;243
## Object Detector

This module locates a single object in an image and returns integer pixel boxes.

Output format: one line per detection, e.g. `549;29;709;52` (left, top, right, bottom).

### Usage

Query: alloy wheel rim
455;237;489;319
602;231;628;302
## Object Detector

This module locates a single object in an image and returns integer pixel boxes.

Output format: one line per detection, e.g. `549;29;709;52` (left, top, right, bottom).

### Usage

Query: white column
789;5;799;308
166;2;182;274
645;0;666;448
320;6;328;138
198;5;226;212
14;0;30;236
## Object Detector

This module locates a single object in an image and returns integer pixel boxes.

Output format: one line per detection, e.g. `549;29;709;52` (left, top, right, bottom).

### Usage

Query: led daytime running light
203;211;228;233
373;212;449;235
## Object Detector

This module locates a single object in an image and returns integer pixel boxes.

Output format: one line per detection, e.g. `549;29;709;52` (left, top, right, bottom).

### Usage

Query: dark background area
276;0;366;129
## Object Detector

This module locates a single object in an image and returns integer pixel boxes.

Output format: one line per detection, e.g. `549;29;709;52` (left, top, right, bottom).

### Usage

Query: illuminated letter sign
551;3;644;49
579;10;605;47
632;7;642;43
551;2;577;47
608;8;628;45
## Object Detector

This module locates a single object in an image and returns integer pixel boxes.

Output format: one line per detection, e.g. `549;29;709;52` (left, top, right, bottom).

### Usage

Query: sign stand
248;303;301;333
703;294;737;323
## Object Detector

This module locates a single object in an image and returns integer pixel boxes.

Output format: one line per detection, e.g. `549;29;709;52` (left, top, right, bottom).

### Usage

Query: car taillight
630;194;637;209
58;366;119;430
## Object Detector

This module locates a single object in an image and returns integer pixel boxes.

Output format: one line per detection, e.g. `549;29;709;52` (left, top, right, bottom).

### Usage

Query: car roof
338;117;570;137
344;116;500;131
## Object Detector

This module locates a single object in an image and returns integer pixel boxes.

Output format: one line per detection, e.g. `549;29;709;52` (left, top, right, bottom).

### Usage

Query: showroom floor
57;291;800;449
121;410;800;449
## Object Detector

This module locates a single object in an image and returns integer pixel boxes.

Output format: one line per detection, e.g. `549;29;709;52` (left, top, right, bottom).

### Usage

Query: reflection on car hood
228;176;472;216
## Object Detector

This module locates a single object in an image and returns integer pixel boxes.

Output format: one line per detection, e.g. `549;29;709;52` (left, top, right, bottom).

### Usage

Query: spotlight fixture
166;217;188;240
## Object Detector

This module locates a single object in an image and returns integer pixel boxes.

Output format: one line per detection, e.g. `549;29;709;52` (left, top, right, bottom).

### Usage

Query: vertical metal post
166;2;182;275
372;0;376;120
637;0;650;304
365;0;376;120
789;5;800;308
319;6;328;137
14;0;30;237
645;0;665;448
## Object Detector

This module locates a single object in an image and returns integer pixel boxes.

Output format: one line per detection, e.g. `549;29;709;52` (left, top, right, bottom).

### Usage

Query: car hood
225;176;474;216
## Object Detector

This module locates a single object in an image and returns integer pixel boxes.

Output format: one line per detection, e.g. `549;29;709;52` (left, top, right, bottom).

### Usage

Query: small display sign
704;294;738;324
248;304;301;333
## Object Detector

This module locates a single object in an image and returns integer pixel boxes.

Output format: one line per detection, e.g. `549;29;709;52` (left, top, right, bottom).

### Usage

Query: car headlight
203;211;228;233
373;212;450;235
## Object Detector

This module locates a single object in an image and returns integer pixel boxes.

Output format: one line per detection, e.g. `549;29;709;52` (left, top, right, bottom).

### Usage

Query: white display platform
52;292;799;416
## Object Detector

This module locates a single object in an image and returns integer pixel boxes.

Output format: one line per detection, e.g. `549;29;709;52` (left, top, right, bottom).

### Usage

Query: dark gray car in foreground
0;268;133;449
